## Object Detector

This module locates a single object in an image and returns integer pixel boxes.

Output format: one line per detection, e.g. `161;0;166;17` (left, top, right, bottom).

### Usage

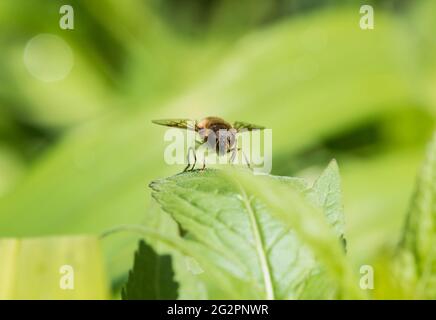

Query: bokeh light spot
23;33;74;82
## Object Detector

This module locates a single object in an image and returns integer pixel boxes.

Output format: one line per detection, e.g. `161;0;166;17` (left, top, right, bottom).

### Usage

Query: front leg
229;147;238;164
241;149;251;169
183;146;197;172
227;147;251;169
183;139;204;172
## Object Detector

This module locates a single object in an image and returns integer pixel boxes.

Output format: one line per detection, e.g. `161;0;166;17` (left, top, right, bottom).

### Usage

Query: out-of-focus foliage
402;133;436;266
0;235;109;299
400;133;436;298
0;0;435;298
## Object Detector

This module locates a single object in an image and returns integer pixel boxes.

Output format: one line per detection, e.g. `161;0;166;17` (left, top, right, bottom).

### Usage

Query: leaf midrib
238;184;275;300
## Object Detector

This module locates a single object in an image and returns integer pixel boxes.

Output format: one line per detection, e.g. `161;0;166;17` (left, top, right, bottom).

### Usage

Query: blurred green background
0;0;435;293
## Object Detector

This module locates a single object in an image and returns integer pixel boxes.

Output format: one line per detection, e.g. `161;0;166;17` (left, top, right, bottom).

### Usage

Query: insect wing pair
152;117;265;171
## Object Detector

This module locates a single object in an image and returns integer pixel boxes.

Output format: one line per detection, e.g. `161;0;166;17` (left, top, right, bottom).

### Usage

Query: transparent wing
233;121;265;131
152;118;197;130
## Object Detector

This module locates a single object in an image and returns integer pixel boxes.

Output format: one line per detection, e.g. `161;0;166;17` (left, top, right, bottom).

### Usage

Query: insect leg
229;134;238;164
183;146;197;172
227;148;251;169
241;150;251;169
229;136;251;169
187;139;204;172
201;156;206;170
229;147;238;164
195;139;206;171
191;148;197;171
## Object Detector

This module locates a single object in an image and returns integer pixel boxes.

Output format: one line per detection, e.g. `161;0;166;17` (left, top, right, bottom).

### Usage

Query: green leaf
0;235;109;299
229;169;362;299
149;165;354;299
401;132;436;297
122;240;178;300
275;160;346;298
276;160;345;240
310;160;345;238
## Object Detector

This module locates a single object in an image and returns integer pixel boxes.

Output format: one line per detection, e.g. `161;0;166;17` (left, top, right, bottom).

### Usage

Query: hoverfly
152;116;265;171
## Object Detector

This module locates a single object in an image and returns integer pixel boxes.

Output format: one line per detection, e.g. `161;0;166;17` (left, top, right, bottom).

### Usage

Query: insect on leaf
149;164;355;299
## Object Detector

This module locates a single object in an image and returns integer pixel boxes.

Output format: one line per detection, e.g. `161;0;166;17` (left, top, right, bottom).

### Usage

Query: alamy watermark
59;5;74;30
59;265;74;290
360;5;374;30
359;264;374;290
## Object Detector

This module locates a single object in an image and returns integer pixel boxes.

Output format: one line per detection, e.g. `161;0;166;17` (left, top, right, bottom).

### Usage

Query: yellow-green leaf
0;235;109;299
